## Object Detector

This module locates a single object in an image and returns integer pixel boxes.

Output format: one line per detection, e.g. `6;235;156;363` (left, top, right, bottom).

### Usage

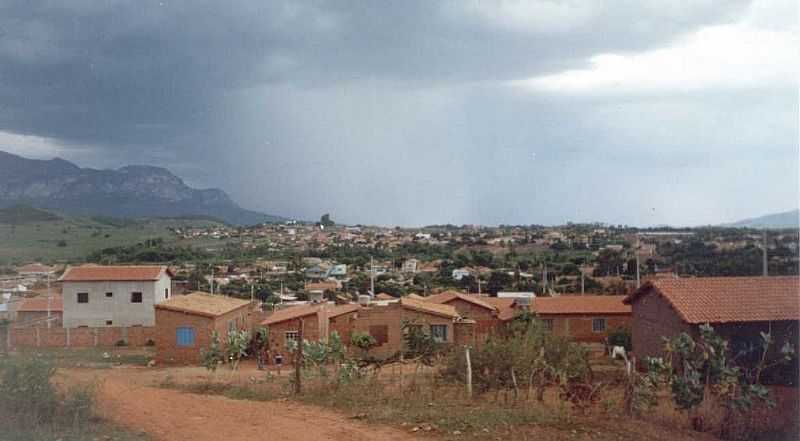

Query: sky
0;0;797;227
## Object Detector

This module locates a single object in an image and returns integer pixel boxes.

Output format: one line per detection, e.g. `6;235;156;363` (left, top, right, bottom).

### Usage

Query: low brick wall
8;326;156;349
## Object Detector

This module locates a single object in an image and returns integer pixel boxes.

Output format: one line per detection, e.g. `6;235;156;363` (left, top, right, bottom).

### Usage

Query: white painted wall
62;273;171;328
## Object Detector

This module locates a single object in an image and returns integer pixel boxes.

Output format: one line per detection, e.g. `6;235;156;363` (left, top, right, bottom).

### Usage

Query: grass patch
1;416;152;441
0;355;151;441
14;347;153;368
158;376;281;402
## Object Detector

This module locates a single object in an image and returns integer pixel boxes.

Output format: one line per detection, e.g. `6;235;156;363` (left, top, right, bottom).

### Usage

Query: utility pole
762;229;768;277
210;266;215;295
580;269;585;295
635;234;641;289
294;318;304;395
370;256;375;296
46;273;52;329
477;277;482;295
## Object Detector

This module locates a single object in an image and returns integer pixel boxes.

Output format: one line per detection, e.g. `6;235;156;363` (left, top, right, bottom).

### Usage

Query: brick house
262;303;360;361
353;297;463;359
14;295;63;327
624;276;799;384
425;291;516;339
532;295;631;343
154;292;253;364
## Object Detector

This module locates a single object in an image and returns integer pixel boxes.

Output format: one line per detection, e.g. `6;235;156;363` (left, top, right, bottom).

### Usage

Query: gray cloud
0;0;795;226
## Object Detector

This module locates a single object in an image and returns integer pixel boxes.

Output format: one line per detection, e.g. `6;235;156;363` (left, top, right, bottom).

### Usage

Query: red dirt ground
66;368;419;441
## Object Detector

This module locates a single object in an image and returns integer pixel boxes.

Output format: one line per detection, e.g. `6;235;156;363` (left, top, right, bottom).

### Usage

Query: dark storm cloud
0;0;794;226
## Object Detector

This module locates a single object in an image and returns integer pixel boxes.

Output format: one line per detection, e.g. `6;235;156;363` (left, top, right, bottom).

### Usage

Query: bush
0;356;59;424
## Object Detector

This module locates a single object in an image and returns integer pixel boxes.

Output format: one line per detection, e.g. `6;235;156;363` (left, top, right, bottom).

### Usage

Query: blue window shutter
176;327;195;347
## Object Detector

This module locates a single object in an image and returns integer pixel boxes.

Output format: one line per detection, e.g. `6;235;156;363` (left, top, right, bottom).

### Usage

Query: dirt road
88;372;419;441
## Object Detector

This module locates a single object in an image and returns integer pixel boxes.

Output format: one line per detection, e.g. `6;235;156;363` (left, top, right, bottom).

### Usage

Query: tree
320;213;335;227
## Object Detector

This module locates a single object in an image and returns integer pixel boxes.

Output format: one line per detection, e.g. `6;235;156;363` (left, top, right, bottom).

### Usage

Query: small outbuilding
154;292;253;364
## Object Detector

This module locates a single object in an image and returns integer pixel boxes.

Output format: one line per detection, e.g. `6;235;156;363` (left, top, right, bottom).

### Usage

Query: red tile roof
60;265;173;282
17;296;63;312
533;295;630;315
625;276;800;324
400;297;460;319
375;293;396;300
155;292;251;318
261;303;360;326
483;297;518;321
426;291;498;312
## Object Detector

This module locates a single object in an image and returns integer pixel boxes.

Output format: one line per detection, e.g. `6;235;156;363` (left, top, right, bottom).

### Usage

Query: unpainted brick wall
9;326;156;349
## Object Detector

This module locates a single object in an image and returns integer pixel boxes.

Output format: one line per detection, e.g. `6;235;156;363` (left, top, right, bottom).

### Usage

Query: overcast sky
0;0;797;227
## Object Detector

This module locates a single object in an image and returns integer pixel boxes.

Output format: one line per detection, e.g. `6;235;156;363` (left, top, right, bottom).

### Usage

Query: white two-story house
59;265;174;328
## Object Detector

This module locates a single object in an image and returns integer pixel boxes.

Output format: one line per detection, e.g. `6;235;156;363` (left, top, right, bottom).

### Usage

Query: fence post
35;327;41;347
465;346;473;399
294;318;304;395
66;327;71;347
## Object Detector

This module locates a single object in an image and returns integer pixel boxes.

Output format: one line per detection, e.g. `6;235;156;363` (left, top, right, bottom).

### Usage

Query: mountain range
0;151;283;225
726;209;800;229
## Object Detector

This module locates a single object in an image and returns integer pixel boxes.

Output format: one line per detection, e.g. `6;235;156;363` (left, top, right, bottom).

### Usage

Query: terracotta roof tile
426;291;498;312
401;297;459;319
533;295;630;315
483;297;519;321
262;303;360;326
155;292;251;318
60;265;173;282
625;276;800;324
17;296;63;312
375;293;396;300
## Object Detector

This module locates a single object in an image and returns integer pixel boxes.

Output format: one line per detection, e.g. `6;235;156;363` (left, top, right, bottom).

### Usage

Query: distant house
16;263;56;277
326;264;348;278
59;265;174;328
15;296;63;327
154;292;253;364
401;259;418;274
452;268;471;281
304;264;330;280
532;296;631;344
624;276;799;384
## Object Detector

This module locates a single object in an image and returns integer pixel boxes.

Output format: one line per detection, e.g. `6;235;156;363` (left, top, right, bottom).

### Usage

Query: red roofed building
15;295;63;327
262;303;361;361
532;295;631;343
59;265;174;328
624;276;799;384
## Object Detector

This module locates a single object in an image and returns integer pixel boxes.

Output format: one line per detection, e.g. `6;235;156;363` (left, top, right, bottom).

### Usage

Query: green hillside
0;209;225;264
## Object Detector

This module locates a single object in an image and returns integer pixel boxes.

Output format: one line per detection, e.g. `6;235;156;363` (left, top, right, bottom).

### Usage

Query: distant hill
727;209;800;229
0;151;285;225
0;205;61;224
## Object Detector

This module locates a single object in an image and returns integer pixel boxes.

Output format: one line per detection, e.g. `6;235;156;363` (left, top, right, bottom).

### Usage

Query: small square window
430;324;448;343
105;320;113;326
592;318;607;333
176;327;196;347
165;288;169;299
105;292;113;298
541;319;554;332
131;292;143;303
77;292;89;303
285;331;299;344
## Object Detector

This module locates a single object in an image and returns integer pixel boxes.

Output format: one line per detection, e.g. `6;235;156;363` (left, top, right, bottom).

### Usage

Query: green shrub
0;356;59;425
